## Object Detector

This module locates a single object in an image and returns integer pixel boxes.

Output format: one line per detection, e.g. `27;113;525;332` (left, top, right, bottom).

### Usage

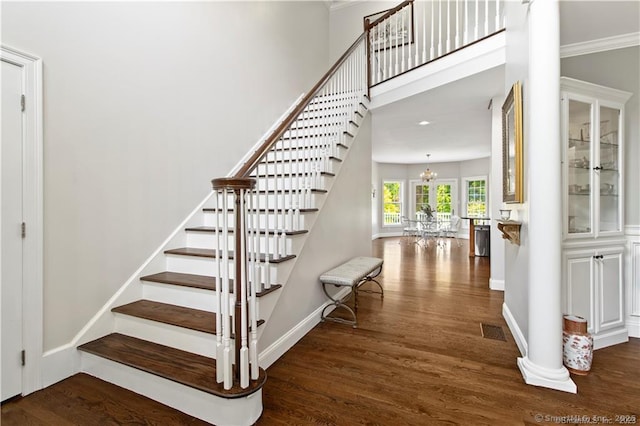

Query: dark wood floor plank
4;237;639;425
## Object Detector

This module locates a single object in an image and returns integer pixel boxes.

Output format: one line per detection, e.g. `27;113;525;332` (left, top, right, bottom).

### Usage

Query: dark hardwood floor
3;237;639;425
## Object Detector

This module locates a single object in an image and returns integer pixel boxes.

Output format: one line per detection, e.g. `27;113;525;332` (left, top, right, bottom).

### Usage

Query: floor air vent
480;323;507;341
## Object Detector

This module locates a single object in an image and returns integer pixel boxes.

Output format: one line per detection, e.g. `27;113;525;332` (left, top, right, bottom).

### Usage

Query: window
465;178;487;218
382;181;403;225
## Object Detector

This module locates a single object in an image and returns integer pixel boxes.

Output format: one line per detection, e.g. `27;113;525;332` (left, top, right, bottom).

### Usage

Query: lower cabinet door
596;248;625;333
564;249;596;334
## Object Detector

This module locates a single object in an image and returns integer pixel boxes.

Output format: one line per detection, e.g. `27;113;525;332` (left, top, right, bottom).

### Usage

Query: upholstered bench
319;256;384;327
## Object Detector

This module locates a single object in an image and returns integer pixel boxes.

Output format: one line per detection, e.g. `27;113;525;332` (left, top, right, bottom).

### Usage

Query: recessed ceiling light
418;120;430;126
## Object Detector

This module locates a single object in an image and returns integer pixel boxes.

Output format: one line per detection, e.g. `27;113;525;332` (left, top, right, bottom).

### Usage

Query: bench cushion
319;256;383;287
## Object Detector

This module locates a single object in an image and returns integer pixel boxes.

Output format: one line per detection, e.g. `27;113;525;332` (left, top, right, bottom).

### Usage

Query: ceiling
370;1;640;165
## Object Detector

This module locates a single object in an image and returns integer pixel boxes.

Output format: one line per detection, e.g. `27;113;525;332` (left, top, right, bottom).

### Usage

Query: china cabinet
560;77;631;349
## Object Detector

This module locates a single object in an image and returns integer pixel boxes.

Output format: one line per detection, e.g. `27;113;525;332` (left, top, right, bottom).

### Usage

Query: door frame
1;45;43;396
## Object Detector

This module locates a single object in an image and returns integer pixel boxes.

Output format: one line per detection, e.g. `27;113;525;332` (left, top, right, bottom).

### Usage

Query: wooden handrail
234;32;366;178
363;0;414;30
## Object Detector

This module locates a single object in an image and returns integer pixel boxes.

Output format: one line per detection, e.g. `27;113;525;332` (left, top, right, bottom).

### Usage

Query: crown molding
560;32;640;58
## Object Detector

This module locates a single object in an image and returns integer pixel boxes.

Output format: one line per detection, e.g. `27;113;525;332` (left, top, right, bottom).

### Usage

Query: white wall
259;115;373;349
373;157;491;237
330;1;399;61
1;1;330;351
561;46;639;227
502;0;530;345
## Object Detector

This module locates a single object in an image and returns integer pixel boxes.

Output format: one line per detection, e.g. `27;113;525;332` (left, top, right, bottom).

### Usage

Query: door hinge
21;94;25;112
21;350;26;366
21;222;26;238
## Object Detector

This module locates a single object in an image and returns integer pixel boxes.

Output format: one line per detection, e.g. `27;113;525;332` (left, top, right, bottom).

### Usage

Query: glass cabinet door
567;99;593;235
598;105;621;233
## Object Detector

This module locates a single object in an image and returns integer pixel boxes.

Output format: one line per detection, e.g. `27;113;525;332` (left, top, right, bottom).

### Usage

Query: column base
517;356;577;394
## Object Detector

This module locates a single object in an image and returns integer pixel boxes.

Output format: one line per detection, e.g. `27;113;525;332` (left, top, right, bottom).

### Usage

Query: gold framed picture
502;81;524;203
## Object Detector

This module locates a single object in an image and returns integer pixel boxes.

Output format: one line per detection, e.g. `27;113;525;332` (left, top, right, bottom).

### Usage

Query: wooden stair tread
77;333;266;399
272;141;348;149
261;157;341;164
164;247;295;263
112;300;265;334
112;300;216;334
140;271;282;297
255;188;327;194
247;172;334;178
204;207;320;213
185;226;308;236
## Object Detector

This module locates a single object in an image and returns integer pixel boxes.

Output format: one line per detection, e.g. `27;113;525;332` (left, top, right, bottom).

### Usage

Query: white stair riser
187;232;304;254
291;116;352;129
80;353;263;426
114;315;218;358
165;254;281;282
265;146;347;162
255;162;336;176
142;281;219;311
203;211;309;230
252;175;326;192
208;195;320;211
237;193;323;210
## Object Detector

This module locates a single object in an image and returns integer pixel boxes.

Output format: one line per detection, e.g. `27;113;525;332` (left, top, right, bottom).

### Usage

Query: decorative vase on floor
562;315;593;375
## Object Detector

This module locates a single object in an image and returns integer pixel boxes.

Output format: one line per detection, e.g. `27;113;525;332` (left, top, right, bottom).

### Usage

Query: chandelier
420;154;437;182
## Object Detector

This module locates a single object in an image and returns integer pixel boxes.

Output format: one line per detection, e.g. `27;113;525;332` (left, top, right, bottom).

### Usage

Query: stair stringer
257;112;373;367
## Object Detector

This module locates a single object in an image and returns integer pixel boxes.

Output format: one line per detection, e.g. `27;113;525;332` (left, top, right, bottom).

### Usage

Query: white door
1;58;25;401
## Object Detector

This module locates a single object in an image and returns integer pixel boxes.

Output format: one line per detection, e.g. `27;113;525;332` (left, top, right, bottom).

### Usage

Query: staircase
76;34;369;426
72;0;507;423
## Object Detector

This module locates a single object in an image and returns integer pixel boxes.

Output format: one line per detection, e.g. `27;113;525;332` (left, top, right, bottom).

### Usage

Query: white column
489;96;505;291
516;0;576;393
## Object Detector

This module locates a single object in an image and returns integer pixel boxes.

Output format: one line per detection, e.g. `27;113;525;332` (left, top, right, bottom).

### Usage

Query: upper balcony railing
365;0;505;88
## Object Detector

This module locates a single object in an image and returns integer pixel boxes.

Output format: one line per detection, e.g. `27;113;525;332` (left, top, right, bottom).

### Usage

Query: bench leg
320;283;358;328
356;265;384;300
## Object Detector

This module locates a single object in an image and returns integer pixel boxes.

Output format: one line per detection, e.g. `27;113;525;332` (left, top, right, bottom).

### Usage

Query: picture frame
502;81;524;203
364;3;414;51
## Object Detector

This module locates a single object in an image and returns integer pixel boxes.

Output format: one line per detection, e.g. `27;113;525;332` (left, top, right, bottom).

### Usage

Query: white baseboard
593;328;629;350
489;278;505;291
40;344;78;389
259;288;350;369
502;302;528;357
627;316;640;338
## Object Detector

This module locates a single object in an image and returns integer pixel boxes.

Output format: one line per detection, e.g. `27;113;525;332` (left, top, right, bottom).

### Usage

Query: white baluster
446;0;451;53
222;190;232;390
401;10;406;72
455;0;460;49
279;137;286;256
464;0;469;44
215;192;223;384
250;191;259;381
430;1;435;60
394;13;400;76
239;188;249;389
496;0;501;32
438;0;443;57
475;0;479;41
485;0;489;36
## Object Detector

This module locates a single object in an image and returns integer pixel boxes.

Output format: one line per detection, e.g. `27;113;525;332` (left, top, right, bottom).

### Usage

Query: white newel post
516;0;576;393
